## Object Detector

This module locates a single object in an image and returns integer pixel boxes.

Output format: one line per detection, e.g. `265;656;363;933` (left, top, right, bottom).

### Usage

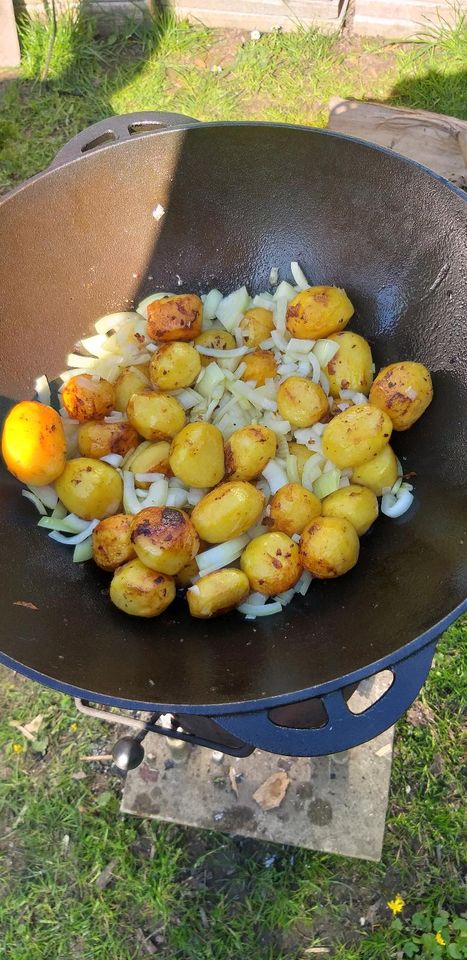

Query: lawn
0;9;466;960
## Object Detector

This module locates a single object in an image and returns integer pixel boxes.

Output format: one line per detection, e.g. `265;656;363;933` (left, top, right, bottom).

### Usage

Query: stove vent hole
268;697;328;730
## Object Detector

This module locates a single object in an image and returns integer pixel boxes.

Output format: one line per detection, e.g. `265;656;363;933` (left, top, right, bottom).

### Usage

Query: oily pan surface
0;124;465;710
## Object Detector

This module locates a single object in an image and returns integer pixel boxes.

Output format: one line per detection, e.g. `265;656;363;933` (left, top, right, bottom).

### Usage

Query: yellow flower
70;722;78;733
12;743;24;754
387;895;405;915
435;932;446;946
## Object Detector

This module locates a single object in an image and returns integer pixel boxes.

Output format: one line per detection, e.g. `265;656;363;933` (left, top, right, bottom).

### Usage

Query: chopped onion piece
166;488;188;508
38;515;88;534
252;294;274;310
196;345;250;359
238;601;283;617
406;386;417;400
262;460;288;494
291;533;301;543
26;483;58;509
49;519;99;545
80;333;116;357
391;477;403;495
123;471;143;514
34;375;51;406
294;570;313;595
381;488;414;518
134;472;165;483
271;330;289;352
104;412;127;423
297;360;311;377
259;337;275;350
302;455;324;490
52;502;67;520
66;353;98;370
216;286;250;332
202;288;223;322
273;281;296;302
187;488;207;506
197;363;225;400
308;351;321;383
290;261;309;290
136;294;172;320
73;537;94;563
339;477;350;488
100;454;124;467
123;441;150;471
59;367;90;383
285;337;316;356
273;296;288;334
339;389;368;404
274;587;296;605
313;469;341;499
22;490;47;515
286;454;299;483
141;478;169;508
170;387;205;410
269;267;279;286
313;339;340;368
95;312;140;335
196;535;250;572
319;371;330;395
247;592;267;606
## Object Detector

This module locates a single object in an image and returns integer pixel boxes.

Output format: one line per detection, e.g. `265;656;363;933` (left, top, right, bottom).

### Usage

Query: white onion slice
302;455;324;490
170;388;205;410
166;488;188;508
202;288;223;322
274;588;296;605
262;460;288;494
237;601;283;617
22;490;47;515
285;337;316;356
196;535;250;573
216;286;250;331
141;478;169;508
66;353;98;370
294;570;313;595
339;389;368;405
290;261;309;290
319;371;330;395
273;281;296;301
100;454;124;467
196;345;250;359
123;471;143;514
187;488;207;506
381;488;414;518
313;469;341;499
136;294;172;320
34;375;51;405
246;592;267;606
313;339;340;368
95;311;142;334
273;297;288;334
49;519;99;545
269;267;279;286
73;537;94;562
26;483;58;509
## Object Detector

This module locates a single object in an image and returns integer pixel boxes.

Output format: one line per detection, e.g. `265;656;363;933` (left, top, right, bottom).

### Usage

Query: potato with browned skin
187;569;250;618
225;425;277;481
149;341;201;390
326;331;374;398
240;531;302;595
92;514;136;571
147;294;202;342
240;350;277;386
322;484;378;536
169;422;225;488
322;403;393;469
78;420;139;459
277;377;328;428
62;374;115;422
2;400;66;486
130;506;199;575
195;328;236;365
369;361;433;430
127;389;186;441
351;444;398;495
286;287;354;340
239;307;274;347
191;481;264;544
269;482;321;536
56;458;123;520
110;559;175;617
114;367;149;413
300;516;359;578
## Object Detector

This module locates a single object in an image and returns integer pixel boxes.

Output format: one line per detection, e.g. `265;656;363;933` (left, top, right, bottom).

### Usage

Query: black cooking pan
0;112;465;757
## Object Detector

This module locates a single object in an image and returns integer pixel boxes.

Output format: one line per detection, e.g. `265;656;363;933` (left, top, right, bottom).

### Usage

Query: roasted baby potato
288;441;312;480
277;377;328;428
299;516;359;578
195;328;236;365
147;294;202;342
322;403;393;469
92;514;136;571
225;425;277;481
239;307;274;347
169;422;225;488
240;531;302;595
322;484;378;536
149;341;201;390
62;374;115;422
351;444;398;495
369;361;433;430
191;481;264;543
241;350;277;386
187;569;250;618
269;482;321;536
114;367;149;413
175;556;200;588
2;400;66;486
129;440;171;487
130;506;199;575
110;558;175;617
55;457;123;520
78;420;139;459
326;332;374;398
286;287;354;340
127;389;186;441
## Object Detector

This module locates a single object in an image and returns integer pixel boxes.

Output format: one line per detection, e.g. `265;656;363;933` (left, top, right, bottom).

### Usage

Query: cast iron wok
0;113;465;755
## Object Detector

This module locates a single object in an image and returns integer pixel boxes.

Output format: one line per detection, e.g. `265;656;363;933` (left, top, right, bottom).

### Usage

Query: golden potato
130;506;199;575
78;420;139;459
191;481;264;544
299;516;359;578
62;374;115;422
241;350;277;386
322;403;393;469
326;332;374;398
277;377;328;428
322;484;378;536
240;532;302;595
2;400;66;486
269;483;321;536
127;389;186;441
225;425;277;481
130;441;171;487
114;368;149;413
239;307;274;347
92;514;136;571
55;458;123;520
286;287;354;340
110;558;175;618
149;342;201;390
369;361;433;431
147;294;202;342
169;422;225;489
351;444;398;495
195;328;236;366
187;569;250;618
288;442;312;480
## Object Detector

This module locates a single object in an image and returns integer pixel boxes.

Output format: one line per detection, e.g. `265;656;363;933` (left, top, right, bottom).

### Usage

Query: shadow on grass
387;65;467;120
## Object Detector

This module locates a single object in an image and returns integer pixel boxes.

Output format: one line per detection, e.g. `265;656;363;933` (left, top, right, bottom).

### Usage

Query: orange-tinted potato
78;420;139;459
2;400;66;486
241;350;277;386
147;294;203;342
61;374;115;422
269;482;321;536
239;307;274;347
286;287;354;340
369;361;433;430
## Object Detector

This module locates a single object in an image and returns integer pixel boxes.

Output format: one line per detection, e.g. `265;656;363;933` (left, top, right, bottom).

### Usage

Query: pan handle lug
211;641;437;757
49;111;199;168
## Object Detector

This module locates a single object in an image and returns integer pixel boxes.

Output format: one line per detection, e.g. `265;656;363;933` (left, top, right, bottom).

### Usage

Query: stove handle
211;641;436;757
49;111;199;168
